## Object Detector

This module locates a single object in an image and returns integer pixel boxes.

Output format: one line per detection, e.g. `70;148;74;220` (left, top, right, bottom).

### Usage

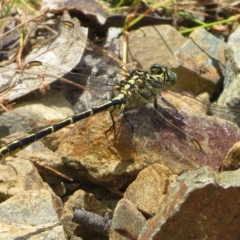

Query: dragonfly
0;12;239;173
0;13;200;157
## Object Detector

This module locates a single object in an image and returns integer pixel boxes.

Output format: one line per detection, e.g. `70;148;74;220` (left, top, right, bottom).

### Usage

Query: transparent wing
157;88;240;129
0;12;127;113
0;13;87;101
1;10;240;161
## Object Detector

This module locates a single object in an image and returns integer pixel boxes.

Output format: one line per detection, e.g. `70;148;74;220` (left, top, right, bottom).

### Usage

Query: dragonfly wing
0;12;88;102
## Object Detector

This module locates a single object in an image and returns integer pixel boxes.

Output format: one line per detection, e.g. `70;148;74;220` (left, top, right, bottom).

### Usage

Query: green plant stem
123;0;174;33
19;0;36;13
179;15;240;35
0;0;17;28
178;11;205;25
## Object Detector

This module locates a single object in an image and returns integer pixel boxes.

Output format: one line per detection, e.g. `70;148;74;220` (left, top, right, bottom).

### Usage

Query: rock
139;166;240;239
124;163;177;217
175;27;227;95
60;93;240;192
120;24;186;70
64;182;81;192
221;141;240;170
110;199;146;239
0;222;66;240
226;25;240;70
155;92;240;172
216;167;240;186
206;27;240;129
0;158;46;201
0;89;74;147
51;182;67;197
25;151;66;185
212;26;240;127
0;131;68;185
0;189;64;239
59;111;143;189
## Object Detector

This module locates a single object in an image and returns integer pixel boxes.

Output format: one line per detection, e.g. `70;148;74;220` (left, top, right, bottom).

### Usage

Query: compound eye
167;70;177;84
150;64;163;74
130;69;137;75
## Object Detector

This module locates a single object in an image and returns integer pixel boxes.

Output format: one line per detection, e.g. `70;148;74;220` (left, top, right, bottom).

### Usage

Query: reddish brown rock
139;166;240;240
60;95;240;192
124;163;177;217
110;199;146;239
221;141;240;170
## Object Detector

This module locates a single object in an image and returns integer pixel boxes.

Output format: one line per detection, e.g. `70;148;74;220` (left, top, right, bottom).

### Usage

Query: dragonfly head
150;64;177;86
